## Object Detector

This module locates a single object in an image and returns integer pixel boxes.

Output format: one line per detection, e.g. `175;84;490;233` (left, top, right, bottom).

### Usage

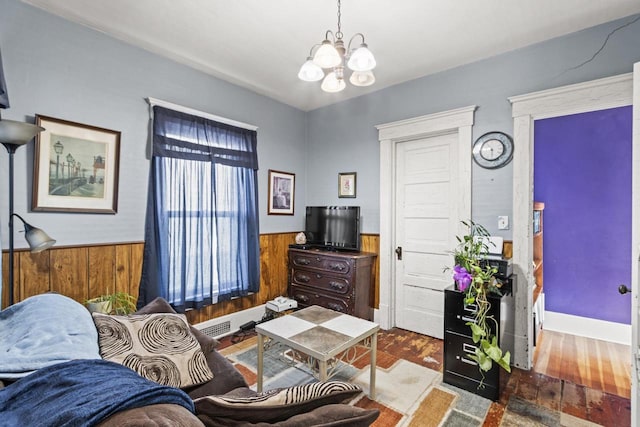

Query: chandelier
297;0;376;93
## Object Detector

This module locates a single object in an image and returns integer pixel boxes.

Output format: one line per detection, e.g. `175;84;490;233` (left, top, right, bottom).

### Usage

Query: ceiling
21;0;640;111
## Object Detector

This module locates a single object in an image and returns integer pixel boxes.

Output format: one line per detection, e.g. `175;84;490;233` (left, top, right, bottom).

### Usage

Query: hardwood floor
217;326;632;425
533;330;631;398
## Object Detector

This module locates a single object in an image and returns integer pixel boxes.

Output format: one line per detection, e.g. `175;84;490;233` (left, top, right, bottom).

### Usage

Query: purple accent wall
534;106;632;325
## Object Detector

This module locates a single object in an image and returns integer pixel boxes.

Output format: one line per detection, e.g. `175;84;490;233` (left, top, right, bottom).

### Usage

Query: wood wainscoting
1;233;380;325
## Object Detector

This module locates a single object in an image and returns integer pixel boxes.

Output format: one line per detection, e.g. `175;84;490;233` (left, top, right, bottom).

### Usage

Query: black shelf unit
443;276;515;401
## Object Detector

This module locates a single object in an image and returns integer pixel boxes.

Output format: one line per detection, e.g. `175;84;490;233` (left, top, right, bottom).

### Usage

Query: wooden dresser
287;248;376;320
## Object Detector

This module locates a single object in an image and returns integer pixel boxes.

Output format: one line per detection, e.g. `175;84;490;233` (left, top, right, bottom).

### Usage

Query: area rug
219;336;492;426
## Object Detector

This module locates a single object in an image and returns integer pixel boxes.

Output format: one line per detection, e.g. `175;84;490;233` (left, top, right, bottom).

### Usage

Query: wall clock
472;131;514;169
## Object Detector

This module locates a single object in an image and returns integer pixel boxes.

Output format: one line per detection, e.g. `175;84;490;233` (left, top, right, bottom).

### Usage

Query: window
139;106;260;311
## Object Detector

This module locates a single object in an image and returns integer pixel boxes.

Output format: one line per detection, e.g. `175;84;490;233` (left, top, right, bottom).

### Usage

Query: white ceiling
21;0;640;111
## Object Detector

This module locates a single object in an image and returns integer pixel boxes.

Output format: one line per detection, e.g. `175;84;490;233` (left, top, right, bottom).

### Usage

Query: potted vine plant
85;291;136;315
451;220;511;382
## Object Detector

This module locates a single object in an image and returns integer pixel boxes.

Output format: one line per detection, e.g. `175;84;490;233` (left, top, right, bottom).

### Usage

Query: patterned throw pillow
194;381;361;423
92;312;214;388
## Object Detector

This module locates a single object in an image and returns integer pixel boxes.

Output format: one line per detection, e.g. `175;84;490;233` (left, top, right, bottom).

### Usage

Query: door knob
395;246;402;260
618;284;632;295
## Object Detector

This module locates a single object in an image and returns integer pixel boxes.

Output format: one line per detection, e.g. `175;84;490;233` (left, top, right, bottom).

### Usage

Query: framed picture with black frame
268;169;295;215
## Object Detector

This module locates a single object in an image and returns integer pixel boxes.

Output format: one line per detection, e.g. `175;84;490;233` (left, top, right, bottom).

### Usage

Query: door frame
632;62;639;427
509;73;634;369
376;105;475;330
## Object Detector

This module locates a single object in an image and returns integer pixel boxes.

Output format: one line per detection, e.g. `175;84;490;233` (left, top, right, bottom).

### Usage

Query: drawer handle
463;303;478;314
327;303;344;312
329;263;345;271
329;281;345;290
462;343;476;354
297;258;311;265
297;274;310;283
457;315;476;323
295;294;309;303
457;355;478;366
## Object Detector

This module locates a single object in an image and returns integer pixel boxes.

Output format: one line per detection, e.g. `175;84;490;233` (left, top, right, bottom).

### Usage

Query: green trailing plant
450;220;511;384
85;291;136;315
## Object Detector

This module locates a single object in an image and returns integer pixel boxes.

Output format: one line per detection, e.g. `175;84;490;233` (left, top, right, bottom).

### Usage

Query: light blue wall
306;14;640;236
2;0;640;248
0;0;307;249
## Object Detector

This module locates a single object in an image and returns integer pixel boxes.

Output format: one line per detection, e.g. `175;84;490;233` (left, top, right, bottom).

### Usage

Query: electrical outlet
498;216;509;230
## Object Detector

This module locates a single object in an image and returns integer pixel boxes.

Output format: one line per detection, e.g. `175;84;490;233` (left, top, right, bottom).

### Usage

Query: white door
632;61;640;427
395;132;461;338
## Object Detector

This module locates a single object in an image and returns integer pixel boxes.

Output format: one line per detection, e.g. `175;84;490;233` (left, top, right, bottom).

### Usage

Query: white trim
376;105;476;331
509;73;633;118
544;311;631;346
632;62;640;427
509;73;633;370
147;97;258;131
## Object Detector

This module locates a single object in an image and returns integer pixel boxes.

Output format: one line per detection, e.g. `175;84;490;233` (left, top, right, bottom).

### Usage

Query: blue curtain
138;106;260;311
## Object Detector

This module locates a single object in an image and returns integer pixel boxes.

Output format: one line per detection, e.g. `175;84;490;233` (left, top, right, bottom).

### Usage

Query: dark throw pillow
194;381;362;423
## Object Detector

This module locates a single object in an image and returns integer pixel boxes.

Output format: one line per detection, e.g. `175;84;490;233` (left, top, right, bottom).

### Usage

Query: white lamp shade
349;70;376;87
298;58;324;82
0;119;44;145
313;41;342;69
25;227;56;253
347;45;376;72
321;71;346;93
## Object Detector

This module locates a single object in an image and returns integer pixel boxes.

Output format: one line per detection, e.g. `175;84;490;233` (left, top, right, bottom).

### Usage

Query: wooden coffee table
255;305;379;398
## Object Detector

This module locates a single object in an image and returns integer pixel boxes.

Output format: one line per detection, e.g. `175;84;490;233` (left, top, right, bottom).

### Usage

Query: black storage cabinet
443;277;514;401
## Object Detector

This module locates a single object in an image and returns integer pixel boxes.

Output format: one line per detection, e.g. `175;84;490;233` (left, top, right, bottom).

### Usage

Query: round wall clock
472;131;514;169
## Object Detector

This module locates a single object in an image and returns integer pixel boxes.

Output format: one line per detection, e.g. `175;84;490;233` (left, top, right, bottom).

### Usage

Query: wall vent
200;321;231;338
195;304;265;339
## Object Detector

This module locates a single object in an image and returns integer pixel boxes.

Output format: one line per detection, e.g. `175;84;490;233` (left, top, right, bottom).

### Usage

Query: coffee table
255;305;379;398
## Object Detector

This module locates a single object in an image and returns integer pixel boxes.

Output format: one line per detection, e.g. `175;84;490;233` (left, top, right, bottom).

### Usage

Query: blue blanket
0;359;195;427
0;293;101;379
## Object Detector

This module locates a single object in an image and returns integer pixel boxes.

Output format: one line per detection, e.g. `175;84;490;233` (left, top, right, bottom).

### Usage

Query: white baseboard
544;311;631;345
194;304;266;339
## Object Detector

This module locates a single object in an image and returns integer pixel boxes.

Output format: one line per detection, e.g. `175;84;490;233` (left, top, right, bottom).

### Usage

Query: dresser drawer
290;253;353;275
290;268;352;295
288;249;376;321
288;285;351;314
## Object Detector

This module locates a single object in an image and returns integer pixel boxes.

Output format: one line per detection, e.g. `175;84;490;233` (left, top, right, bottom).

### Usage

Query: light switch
498;216;509;230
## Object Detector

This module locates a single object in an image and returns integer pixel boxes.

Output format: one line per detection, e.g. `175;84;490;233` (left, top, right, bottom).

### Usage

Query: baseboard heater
194;304;266;339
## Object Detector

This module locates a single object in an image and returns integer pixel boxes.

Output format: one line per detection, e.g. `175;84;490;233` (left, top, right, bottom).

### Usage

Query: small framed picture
338;172;357;198
32;115;120;213
268;169;295;215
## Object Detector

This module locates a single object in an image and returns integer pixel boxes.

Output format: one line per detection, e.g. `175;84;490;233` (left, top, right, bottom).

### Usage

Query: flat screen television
304;206;361;251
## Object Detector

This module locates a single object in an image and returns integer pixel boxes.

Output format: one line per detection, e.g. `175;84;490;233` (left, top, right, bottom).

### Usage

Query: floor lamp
1;47;56;307
1;120;56;306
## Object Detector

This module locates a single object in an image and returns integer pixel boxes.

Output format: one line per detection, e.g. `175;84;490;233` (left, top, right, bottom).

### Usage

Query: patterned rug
217;329;624;426
218;336;493;426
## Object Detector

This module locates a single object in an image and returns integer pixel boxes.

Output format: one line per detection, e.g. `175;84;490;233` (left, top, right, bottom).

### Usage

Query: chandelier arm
324;30;336;42
346;33;367;55
308;43;323;57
